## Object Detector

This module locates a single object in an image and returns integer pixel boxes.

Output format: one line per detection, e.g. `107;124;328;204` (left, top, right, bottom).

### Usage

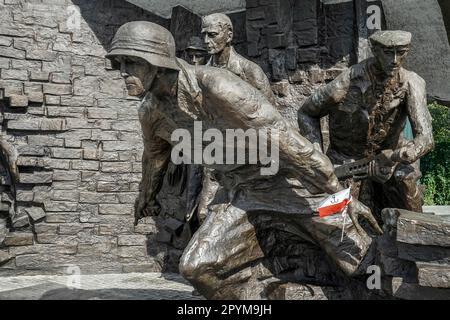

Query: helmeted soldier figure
107;21;382;299
298;30;434;217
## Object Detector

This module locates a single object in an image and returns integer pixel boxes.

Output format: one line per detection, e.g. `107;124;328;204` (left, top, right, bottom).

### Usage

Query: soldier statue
183;36;209;66
298;30;434;218
196;13;278;223
107;21;382;299
202;13;276;105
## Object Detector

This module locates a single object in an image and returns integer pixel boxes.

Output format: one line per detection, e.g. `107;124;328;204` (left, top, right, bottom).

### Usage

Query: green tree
421;103;450;205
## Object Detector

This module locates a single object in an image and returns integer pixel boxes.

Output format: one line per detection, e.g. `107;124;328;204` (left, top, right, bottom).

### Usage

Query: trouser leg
179;203;265;299
180;203;373;299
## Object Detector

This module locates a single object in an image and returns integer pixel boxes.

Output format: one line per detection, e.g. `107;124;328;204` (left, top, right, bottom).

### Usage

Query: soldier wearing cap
183;36;209;66
107;21;382;299
298;30;434;217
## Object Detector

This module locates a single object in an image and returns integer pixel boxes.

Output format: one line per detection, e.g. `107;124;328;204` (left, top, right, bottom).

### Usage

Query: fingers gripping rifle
334;156;374;181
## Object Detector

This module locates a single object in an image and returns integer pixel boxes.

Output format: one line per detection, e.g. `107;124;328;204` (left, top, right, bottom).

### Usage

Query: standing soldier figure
298;30;434;217
197;13;278;223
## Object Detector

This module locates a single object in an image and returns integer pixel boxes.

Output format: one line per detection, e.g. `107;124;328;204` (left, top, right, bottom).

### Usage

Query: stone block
73;77;100;96
19;172;53;184
51;148;82;159
1;68;28;81
26;49;57;61
0;36;13;46
269;49;287;81
52;170;80;181
87;108;118;120
27;92;44;103
118;235;147;246
285;46;297;70
122;263;162;273
0;250;13;264
50;190;79;202
34;223;58;235
50;72;71;84
16;190;34;202
43;83;72;95
397;242;450;265
36;234;78;246
30;71;50;82
102;141;137;152
417;263;450;288
389;277;450;300
101;162;132;173
44;95;60;105
7;119;40;131
71;160;99;171
97;181;130;192
297;47;321;63
0;46;25;59
40;119;65;131
16;145;47;156
44;201;78;212
28;136;64;147
247;7;265;21
60;96;94;107
45;212;80;223
23;207;46;222
83;149;98;160
99;204;133;215
4;232;34;246
398;212;450;247
116;246;147;258
79;192;117;204
9;94;28;107
58;223;95;236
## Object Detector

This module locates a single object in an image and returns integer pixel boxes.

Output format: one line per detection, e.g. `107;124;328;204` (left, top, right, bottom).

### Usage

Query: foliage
421;103;450;205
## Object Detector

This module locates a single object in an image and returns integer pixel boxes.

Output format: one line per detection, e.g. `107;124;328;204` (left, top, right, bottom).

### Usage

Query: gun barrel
334;157;372;180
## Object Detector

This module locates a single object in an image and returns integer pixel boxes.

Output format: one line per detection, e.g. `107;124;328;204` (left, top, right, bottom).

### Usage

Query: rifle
334;156;374;181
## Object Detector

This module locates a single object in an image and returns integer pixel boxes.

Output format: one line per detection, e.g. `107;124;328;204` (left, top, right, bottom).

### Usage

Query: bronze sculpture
298;30;434;218
196;13;280;226
107;21;382;299
183;36;209;66
201;13;276;105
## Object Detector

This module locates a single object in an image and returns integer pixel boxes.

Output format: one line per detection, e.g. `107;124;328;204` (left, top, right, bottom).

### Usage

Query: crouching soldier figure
107;21;382;299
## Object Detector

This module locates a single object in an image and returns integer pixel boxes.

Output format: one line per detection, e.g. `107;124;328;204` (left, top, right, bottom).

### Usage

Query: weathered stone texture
0;0;171;276
379;209;450;296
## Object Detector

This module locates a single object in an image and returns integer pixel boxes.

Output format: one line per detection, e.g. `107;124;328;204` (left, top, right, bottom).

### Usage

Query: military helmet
106;21;180;71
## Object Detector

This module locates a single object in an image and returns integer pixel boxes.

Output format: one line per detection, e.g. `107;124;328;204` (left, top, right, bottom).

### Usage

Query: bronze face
185;49;208;66
201;15;233;55
372;44;410;77
116;56;158;97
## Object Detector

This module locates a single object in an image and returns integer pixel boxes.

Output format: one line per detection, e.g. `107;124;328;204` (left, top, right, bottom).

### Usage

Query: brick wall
0;0;177;276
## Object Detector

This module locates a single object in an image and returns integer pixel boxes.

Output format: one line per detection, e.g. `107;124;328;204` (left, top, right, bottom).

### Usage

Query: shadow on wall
71;0;169;52
438;0;450;44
